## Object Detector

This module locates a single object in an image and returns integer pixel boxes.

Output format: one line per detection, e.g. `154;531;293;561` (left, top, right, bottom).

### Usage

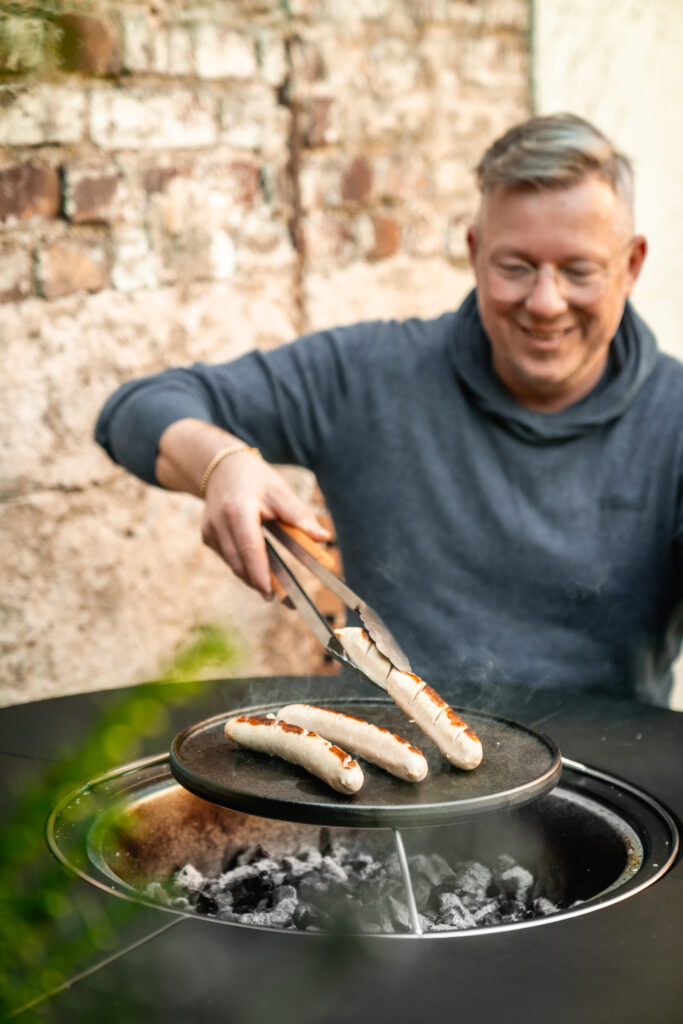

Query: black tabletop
1;675;681;1023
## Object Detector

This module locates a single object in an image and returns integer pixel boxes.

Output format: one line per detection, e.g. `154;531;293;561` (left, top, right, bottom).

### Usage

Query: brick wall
0;0;530;705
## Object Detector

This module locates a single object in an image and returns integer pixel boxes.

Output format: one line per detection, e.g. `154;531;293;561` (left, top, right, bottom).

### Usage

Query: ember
146;830;561;933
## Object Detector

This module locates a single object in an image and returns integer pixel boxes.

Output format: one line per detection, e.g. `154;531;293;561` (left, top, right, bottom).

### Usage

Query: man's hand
156;418;330;597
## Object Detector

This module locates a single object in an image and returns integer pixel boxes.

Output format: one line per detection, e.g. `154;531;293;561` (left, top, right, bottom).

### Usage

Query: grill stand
392;827;423;934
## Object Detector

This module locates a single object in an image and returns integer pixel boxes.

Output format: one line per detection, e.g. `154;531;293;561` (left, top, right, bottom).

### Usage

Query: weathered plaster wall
1;0;531;704
532;0;683;708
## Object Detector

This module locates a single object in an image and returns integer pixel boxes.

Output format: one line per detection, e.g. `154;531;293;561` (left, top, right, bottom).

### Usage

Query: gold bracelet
199;444;262;499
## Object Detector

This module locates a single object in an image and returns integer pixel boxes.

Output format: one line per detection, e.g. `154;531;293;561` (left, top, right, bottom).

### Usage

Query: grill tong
263;521;412;684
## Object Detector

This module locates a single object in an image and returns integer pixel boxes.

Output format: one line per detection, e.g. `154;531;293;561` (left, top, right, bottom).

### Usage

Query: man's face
467;175;647;411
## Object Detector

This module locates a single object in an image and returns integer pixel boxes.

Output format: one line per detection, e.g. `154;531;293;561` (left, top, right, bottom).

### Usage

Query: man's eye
497;262;533;278
562;265;601;282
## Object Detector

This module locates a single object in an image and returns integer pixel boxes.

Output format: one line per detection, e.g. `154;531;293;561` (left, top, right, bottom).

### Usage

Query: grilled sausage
334;628;483;770
224;714;364;794
276;703;429;782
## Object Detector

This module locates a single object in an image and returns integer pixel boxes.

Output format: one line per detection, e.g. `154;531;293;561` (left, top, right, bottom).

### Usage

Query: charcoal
232;885;299;928
319;854;349;883
533;896;559;916
494;854;517;875
435;891;478;929
409;853;456;888
450;861;492;900
497;864;534;904
216;859;280;888
229;843;270;868
347;852;381;880
166;838;566;934
409;874;433;912
282;851;323;880
500;900;528;923
194;891;219;915
471;898;502;925
173;863;206;893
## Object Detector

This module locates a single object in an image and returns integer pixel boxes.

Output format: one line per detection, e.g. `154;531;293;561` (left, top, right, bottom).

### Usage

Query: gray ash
147;833;560;934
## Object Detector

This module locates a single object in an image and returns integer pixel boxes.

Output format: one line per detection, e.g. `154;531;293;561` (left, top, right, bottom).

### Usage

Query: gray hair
475;113;634;208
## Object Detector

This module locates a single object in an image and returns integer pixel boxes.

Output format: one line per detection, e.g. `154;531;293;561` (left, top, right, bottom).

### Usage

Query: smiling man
96;114;683;707
467;121;647;412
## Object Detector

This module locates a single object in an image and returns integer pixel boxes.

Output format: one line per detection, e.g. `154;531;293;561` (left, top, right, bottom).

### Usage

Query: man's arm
156;418;330;596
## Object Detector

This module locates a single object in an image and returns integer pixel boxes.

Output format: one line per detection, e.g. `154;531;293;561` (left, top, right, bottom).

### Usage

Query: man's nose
524;265;568;318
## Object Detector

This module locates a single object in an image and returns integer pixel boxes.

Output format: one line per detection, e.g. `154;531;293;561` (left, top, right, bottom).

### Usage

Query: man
96;113;683;706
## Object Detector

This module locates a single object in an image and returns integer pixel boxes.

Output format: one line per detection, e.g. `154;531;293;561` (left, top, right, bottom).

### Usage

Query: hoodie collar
451;290;659;444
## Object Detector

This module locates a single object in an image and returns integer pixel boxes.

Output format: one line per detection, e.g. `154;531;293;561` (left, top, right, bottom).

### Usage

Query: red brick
340;155;373;204
143;166;180;195
0;164;60;223
368;212;402;260
62;163;119;223
55;14;121;76
37;238;110;299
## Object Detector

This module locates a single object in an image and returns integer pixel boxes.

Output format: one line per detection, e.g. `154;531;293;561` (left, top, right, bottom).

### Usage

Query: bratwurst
276;703;429;782
224;714;364;794
334;627;483;770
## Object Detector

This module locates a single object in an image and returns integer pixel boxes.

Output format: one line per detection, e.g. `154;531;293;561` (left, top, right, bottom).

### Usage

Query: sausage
224;714;364;795
276;703;428;782
334;627;483;770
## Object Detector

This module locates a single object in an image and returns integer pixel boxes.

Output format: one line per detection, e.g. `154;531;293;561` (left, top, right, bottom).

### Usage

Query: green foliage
0;623;241;1020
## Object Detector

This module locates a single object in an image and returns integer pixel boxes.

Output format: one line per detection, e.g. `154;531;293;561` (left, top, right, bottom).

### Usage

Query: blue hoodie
96;292;683;706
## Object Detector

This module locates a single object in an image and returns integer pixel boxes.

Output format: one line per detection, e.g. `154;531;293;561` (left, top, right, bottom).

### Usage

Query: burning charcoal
235;885;298;928
450;861;492;900
406;874;432;912
231;874;277;911
319;854;349;883
152;834;568;936
498;864;534;904
408;853;456;889
194;891;219;915
282;851;323;879
216;858;281;891
471;899;502;925
173;863;206;893
347;852;381;880
212;891;235;918
532;896;559;917
435;892;477;929
500;900;528;923
298;872;347;907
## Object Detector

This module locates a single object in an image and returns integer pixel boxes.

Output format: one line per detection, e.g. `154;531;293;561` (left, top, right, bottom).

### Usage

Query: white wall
533;0;683;708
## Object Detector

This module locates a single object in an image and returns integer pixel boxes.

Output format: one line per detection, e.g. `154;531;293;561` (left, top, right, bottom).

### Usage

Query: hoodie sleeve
94;324;377;486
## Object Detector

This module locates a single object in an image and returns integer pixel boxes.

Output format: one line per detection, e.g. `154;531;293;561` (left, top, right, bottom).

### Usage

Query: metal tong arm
264;521;412;673
264;521;365;615
263;530;387;693
264;537;352;666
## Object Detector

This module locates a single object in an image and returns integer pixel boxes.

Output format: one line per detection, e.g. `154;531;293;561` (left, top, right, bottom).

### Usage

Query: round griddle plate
170;698;561;828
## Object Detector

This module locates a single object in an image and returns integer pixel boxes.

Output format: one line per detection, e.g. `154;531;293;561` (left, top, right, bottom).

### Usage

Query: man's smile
516;323;576;344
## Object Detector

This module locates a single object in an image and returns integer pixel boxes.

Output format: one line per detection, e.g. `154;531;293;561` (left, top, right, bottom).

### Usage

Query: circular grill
47;753;678;938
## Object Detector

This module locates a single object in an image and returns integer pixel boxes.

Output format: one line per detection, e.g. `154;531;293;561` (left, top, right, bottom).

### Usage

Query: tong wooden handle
270;521;336;569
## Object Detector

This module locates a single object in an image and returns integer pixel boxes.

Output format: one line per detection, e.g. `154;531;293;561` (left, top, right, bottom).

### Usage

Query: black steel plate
170;698;562;828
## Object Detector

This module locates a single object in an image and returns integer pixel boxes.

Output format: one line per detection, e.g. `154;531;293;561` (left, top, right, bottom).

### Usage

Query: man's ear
626;234;647;292
466;225;478;268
